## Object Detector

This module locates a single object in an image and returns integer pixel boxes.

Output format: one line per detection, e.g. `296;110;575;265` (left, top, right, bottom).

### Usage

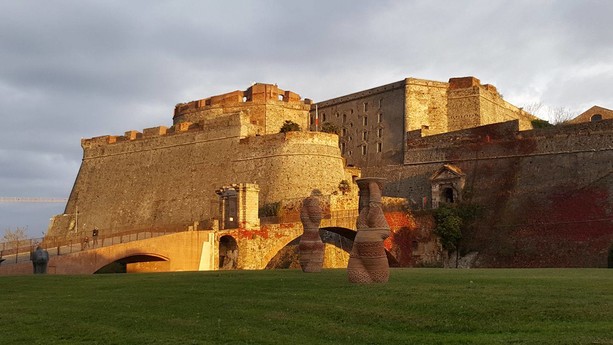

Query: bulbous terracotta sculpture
299;190;324;272
347;178;390;283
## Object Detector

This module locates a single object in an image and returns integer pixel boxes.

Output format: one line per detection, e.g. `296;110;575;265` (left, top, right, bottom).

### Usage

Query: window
362;131;368;141
377;142;382;153
335;112;340;118
591;114;603;122
322;113;326;122
377;128;382;138
361;145;367;155
347;135;352;142
378;113;382;123
363;102;368;112
340;142;346;154
363;116;368;126
379;98;383;108
342;128;347;136
342;114;347;123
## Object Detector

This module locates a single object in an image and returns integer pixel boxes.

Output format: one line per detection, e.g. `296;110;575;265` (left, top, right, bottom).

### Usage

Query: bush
434;205;463;252
279;120;301;133
320;122;340;135
259;202;281;217
531;119;553;129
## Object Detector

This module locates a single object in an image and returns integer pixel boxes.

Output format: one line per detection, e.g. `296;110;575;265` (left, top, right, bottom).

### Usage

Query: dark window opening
443;187;454;203
591;114;603;122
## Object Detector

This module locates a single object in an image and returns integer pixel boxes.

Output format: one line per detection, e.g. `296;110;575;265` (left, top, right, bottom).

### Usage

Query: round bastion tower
47;83;358;237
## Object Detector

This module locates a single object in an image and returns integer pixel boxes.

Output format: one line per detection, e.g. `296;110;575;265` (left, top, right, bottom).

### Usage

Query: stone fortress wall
44;75;612;268
363;119;613;267
310;76;536;168
47;84;358;238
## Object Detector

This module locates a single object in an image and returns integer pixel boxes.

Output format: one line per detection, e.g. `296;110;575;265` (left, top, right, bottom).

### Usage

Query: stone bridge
0;213;358;275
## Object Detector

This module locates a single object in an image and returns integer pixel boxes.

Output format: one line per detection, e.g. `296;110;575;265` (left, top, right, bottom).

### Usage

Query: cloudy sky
1;0;612;238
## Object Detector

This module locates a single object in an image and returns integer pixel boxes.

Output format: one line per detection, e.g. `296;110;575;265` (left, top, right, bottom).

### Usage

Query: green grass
1;269;612;344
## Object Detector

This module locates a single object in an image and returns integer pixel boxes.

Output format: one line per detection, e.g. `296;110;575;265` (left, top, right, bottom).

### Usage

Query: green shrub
279;120;301;133
320;122;340;135
434;205;463;252
258;202;281;217
531;119;553;128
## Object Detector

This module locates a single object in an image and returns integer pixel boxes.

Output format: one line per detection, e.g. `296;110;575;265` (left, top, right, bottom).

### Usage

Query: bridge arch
265;227;356;269
94;252;170;274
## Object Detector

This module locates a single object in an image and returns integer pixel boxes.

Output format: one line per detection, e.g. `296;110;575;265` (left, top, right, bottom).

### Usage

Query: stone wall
447;77;536;132
311;76;536;170
173;83;311;135
49;116;353;238
310;80;406;167
365;119;613;267
405;78;448;135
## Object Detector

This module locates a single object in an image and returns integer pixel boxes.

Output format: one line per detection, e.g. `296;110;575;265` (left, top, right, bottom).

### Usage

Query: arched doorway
219;235;238;269
443;187;455;203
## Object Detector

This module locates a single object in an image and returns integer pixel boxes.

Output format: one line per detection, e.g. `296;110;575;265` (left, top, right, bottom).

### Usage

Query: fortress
40;75;613;271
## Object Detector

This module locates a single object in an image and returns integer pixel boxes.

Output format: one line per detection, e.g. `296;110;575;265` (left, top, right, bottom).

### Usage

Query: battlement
81;121;204;149
174;83;312;119
448;76;498;95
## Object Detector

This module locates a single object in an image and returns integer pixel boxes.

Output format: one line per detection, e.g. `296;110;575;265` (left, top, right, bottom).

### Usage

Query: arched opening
94;254;169;274
265;228;355;269
219;235;238;270
443;187;455;203
591;114;603;122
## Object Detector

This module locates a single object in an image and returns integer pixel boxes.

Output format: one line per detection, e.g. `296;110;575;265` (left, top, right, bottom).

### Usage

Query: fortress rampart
48;84;357;239
364;119;613;267
173;83;312;135
310;76;536;168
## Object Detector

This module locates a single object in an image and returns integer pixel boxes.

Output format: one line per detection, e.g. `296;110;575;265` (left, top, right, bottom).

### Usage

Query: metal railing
0;228;186;266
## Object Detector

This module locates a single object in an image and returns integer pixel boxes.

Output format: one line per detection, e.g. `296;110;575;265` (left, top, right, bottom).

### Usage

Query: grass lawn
0;268;611;344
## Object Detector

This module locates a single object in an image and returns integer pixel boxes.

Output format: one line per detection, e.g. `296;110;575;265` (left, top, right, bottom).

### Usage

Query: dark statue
30;246;49;274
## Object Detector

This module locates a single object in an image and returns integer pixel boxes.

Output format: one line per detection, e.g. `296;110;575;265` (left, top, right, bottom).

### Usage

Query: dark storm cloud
1;0;611;236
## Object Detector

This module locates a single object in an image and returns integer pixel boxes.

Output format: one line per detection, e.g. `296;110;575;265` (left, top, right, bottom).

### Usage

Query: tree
279;120;301;133
320;122;340;135
2;227;29;252
433;205;463;253
522;102;576;126
433;203;482;267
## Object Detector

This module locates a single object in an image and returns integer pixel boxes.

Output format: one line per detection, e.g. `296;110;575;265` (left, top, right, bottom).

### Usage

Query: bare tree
522;102;576;125
522;102;544;117
550;106;576;125
2;227;29;247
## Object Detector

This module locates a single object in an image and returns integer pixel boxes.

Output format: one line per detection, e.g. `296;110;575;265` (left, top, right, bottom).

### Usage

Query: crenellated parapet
81;122;203;149
173;83;312;133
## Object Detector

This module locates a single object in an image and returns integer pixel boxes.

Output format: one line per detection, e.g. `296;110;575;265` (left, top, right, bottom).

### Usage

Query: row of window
341;142;383;156
342;127;383;141
312;112;384;125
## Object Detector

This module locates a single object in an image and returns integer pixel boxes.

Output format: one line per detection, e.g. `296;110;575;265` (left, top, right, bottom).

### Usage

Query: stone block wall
405;78;448;135
310;80;407;167
49;120;351;238
365;119;613;267
173;83;311;135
